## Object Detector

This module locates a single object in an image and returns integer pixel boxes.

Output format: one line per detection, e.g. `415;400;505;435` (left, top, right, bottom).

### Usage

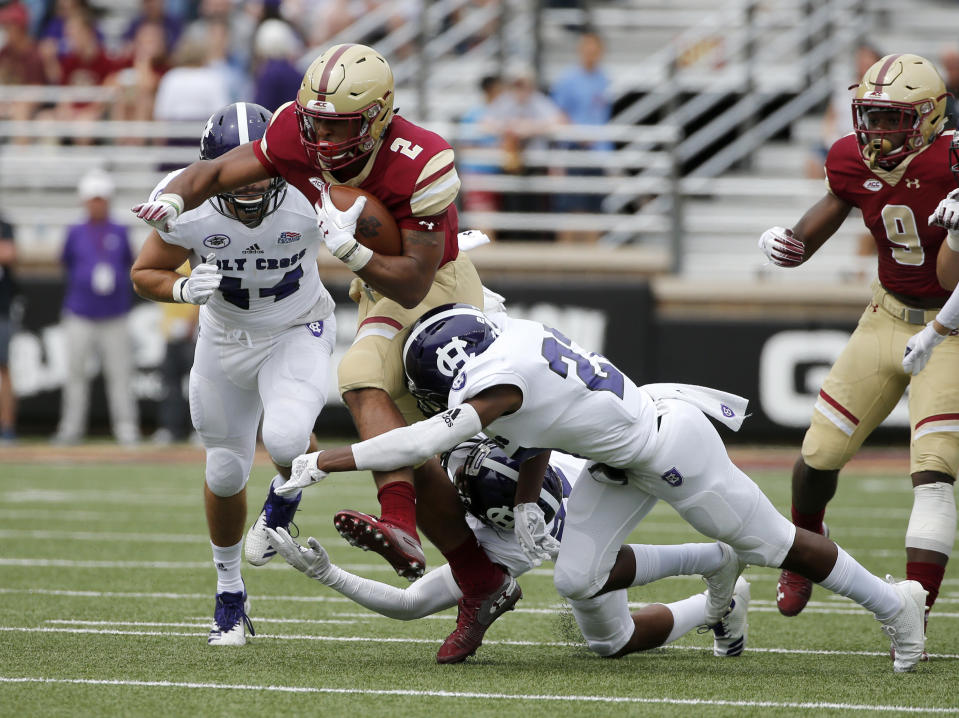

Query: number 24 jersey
447;317;657;467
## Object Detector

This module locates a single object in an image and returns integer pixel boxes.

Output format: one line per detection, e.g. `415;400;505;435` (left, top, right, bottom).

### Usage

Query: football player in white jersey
280;303;929;671
130;103;338;646
266;439;751;658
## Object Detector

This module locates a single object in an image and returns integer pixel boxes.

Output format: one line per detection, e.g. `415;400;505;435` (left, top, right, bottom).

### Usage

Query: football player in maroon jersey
132;44;513;663
758;54;958;656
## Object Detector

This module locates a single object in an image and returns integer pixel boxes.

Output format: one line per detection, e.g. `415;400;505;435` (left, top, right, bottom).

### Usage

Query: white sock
663;593;708;644
211;539;244;594
630;543;724;586
818;547;903;621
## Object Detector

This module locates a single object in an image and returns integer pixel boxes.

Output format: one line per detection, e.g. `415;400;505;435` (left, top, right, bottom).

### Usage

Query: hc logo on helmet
436;337;473;377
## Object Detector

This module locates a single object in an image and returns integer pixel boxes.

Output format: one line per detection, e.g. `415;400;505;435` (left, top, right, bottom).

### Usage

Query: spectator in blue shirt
458;74;505;237
550;29;611;242
54;169;139;446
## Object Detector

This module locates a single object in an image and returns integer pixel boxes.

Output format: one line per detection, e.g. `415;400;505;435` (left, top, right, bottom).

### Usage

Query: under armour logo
489;586;512;611
906;179;920;189
435;337;472;377
419;220;435;230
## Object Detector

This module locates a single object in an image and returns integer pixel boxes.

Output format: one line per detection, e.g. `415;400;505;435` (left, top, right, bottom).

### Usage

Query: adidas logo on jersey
242;243;264;254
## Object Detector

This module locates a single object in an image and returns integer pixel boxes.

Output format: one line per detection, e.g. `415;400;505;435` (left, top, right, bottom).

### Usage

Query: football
329;185;402;256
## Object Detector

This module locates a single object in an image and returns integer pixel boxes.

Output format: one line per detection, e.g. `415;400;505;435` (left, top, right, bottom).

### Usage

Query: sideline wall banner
10;277;904;442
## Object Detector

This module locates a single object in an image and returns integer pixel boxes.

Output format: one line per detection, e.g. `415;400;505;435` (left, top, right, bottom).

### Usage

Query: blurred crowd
0;0;615;238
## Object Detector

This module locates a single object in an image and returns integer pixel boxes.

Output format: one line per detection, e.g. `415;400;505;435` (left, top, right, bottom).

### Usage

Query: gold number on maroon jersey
881;205;925;266
389;138;423;159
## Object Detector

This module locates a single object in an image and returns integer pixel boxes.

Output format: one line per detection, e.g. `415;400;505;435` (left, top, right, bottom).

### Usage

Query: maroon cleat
436;574;522;664
333;509;426;582
776;569;813;617
777;523;828;617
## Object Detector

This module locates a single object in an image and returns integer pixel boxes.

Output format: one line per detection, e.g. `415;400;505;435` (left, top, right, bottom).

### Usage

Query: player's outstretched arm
132;144;271;230
277;386;523;497
267;527;460;620
759;193;852;267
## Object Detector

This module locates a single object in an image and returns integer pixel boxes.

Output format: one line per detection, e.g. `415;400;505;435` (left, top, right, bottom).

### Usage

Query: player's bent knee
554;561;604;602
205;447;250;497
566;593;633;657
905;482;957;556
260;419;310;468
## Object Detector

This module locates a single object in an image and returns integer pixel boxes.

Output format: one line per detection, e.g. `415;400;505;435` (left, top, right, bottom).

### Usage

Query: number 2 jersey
447;317;658;467
825;130;955;301
252;103;462;268
151;169;335;331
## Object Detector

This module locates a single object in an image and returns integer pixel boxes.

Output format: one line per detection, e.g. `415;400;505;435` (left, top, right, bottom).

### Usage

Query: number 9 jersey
447;317;657;467
151;168;335;331
825;131;955;300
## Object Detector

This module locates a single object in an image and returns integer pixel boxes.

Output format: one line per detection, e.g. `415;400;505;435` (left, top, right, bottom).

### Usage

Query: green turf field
0;448;957;717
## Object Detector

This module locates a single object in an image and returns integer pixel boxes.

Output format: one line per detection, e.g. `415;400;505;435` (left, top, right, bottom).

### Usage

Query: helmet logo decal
436;337;473;377
315;43;356;95
872;53;903;93
307;99;336;112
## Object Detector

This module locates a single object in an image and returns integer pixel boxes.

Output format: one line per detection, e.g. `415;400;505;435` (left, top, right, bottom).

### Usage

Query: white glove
513;502;561;567
265;527;334;583
758;226;805;267
457;229;491;251
275;450;327;497
928;188;959;230
315;184;372;271
902;321;949;376
131;192;184;233
173;254;221;304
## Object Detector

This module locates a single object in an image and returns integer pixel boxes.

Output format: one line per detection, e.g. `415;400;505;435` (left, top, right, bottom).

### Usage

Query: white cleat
244;484;301;566
712;576;749;657
207;590;254;646
702;542;746;626
880;576;927;673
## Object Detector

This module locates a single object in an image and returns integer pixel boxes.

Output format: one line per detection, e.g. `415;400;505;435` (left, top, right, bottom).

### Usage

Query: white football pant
190;314;336;497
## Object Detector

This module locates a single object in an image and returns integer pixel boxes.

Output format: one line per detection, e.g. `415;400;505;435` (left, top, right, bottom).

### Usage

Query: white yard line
0;676;954;713
3;624;958;661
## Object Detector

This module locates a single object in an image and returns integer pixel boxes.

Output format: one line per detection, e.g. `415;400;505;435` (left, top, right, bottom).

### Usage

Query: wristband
935;312;958;333
337;240;374;272
157;192;184;215
172;276;188;303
